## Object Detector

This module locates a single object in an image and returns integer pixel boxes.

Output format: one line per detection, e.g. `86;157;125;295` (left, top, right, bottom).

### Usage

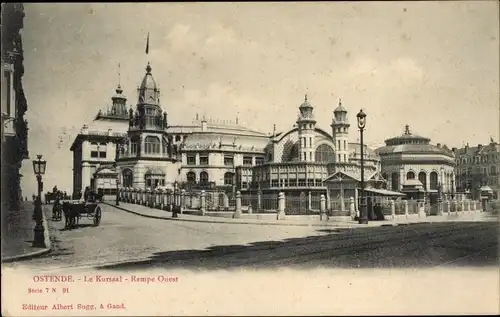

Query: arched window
144;168;165;188
315;144;335;163
200;171;209;184
391;173;399;191
430;171;438;190
122;169;133;187
418;172;427;190
224;172;234;185
284;142;298;161
144;136;160;154
407;171;415;180
186;172;196;184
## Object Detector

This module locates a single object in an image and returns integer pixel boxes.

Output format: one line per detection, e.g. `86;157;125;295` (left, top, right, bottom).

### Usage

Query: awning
145;168;165;176
365;187;406;197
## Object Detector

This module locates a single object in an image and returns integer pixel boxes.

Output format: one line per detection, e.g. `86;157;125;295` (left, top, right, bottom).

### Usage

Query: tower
296;95;317;162
331;99;350;163
110;84;127;117
127;62;169;159
110;63;127;117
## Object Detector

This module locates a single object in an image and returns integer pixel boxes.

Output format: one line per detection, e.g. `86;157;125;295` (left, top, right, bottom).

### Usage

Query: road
7;204;499;272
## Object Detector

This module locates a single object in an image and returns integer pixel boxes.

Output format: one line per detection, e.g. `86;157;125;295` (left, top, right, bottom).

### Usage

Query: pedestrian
84;186;91;201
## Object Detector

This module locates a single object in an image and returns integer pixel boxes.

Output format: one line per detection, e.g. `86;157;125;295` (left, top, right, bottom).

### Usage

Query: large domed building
236;96;384;212
70;61;269;198
375;125;456;201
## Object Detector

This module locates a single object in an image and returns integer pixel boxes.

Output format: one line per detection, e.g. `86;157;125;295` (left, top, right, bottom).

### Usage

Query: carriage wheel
93;206;102;226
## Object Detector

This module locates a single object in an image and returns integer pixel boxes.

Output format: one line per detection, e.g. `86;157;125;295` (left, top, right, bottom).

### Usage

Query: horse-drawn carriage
56;200;102;229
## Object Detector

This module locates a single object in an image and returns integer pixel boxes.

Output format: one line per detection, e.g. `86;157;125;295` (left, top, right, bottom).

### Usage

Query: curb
2;207;52;263
105;202;394;228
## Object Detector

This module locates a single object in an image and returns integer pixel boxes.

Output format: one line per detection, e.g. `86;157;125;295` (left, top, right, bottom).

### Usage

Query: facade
71;62;270;195
375;125;456;203
1;3;29;210
452;140;500;199
69;83;129;197
238;97;382;209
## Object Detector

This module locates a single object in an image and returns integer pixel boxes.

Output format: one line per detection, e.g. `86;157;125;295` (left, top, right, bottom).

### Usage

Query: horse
62;202;80;229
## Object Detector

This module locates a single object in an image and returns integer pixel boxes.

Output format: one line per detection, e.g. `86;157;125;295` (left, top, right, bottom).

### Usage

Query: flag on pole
145;33;150;54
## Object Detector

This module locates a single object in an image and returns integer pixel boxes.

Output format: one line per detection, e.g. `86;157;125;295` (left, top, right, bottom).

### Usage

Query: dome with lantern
375;125;454;158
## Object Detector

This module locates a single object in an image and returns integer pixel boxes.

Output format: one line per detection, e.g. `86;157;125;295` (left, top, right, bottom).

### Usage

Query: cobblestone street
5;204;498;273
11;204;330;272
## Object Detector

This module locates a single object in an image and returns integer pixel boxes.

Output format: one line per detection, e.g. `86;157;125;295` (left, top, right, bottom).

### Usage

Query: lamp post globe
356;109;367;130
32;154;47;248
356;109;368;224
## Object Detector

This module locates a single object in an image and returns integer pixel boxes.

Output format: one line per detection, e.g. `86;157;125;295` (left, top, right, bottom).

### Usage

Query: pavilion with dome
375;124;456;203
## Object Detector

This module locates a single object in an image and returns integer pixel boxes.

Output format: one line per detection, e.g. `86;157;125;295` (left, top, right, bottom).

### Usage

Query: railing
117;188;488;218
328;200;351;216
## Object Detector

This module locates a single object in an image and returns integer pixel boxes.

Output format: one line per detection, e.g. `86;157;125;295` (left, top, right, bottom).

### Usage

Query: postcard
1;2;499;316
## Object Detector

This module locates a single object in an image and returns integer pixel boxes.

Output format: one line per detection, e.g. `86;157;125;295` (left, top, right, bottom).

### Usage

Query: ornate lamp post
115;175;121;206
32;154;47;248
356;109;367;224
172;180;179;218
451;177;455;200
114;137;127;206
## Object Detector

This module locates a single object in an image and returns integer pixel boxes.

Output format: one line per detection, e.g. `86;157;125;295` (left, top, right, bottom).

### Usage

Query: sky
18;2;499;196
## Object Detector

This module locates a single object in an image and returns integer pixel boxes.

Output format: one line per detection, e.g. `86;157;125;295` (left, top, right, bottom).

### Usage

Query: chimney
477;144;483;152
452;147;457;153
81;124;89;135
437;143;441;148
201;118;207;132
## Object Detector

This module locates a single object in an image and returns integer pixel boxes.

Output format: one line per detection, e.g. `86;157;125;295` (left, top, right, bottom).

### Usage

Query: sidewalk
107;202;495;228
1;201;52;263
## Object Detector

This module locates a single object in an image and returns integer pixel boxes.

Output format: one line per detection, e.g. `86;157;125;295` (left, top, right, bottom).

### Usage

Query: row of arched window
127;136;165;156
385;171;440;191
121;169;236;187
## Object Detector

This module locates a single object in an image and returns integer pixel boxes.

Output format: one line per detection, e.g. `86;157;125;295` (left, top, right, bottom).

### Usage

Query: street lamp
356;109;368;224
115;174;121;206
172;180;179;218
115;137;127;206
32;154;47;248
451;177;455;200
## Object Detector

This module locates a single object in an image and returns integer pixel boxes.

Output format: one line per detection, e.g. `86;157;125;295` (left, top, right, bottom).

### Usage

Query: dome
348;143;379;160
299;94;313;109
137;62;160;106
334;99;347;113
375;125;454;158
112;84;126;100
140;63;157;91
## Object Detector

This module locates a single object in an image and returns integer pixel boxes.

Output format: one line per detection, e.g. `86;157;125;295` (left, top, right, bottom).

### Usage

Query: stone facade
452;140;500;199
1;3;29;210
